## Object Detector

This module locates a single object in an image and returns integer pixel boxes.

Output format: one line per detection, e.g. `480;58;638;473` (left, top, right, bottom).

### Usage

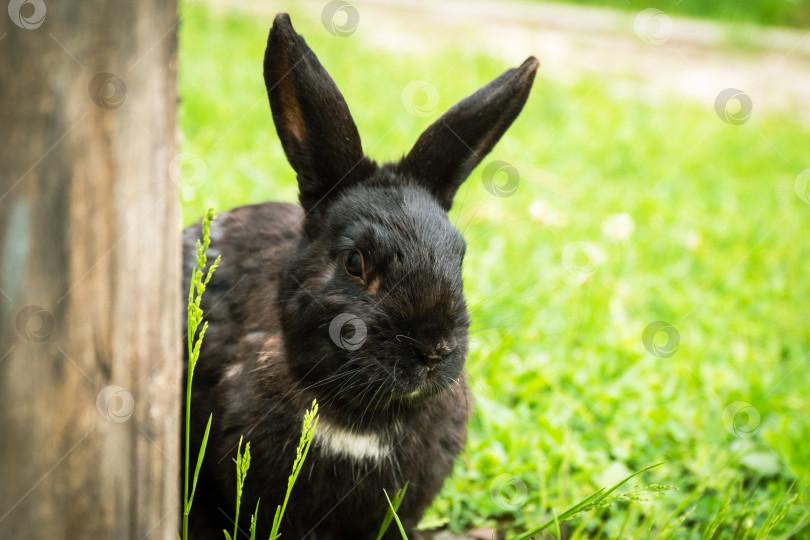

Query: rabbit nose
422;339;456;368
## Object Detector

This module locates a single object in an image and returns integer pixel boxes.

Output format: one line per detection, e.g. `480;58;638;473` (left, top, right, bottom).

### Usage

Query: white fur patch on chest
314;419;389;462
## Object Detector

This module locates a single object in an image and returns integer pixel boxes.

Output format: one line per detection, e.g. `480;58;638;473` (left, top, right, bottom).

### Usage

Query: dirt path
203;0;810;124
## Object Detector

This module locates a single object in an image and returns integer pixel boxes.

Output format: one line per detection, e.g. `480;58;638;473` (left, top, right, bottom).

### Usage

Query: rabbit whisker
394;334;423;346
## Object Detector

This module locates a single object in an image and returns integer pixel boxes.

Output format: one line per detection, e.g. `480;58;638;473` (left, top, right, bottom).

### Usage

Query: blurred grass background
179;0;810;537
544;0;810;28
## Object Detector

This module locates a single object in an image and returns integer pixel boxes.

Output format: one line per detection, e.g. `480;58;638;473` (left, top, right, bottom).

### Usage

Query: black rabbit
182;13;537;540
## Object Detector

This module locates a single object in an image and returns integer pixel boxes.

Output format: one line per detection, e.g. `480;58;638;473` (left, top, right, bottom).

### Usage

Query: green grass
539;0;810;28
179;4;810;538
184;208;218;540
183;211;320;540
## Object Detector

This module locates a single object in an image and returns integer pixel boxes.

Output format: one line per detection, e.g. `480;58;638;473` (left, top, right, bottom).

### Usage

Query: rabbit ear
399;57;539;211
264;13;372;214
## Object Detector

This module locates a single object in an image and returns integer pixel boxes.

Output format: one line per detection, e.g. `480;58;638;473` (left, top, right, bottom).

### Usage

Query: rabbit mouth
389;366;458;401
315;364;459;415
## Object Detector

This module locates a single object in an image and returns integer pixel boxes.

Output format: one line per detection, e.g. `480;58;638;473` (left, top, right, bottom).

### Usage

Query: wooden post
0;1;179;538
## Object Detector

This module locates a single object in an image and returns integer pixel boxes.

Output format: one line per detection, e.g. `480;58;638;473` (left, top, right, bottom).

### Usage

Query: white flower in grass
683;230;702;251
562;241;607;285
528;200;568;228
602;213;635;241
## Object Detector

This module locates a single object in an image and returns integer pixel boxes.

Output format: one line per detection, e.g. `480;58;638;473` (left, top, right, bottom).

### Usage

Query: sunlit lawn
179;4;810;538
541;0;810;27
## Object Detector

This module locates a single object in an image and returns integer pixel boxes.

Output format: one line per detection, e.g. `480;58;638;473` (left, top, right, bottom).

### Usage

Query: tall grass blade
377;483;409;540
183;208;219;540
508;462;665;540
186;413;212;515
268;399;319;540
552;510;561;540
383;489;409;540
249;499;260;540
226;436;252;540
703;483;735;540
755;481;797;540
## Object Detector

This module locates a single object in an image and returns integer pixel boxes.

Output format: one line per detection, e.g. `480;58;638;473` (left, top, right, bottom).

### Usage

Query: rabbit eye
343;249;365;280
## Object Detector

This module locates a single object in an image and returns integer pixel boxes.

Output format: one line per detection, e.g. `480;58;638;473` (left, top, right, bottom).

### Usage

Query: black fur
183;13;537;540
